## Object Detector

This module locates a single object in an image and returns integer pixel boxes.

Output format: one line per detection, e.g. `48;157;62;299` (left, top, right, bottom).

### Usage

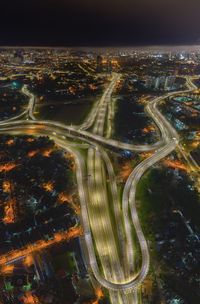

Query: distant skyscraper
155;76;165;90
12;50;23;65
108;60;112;73
164;76;175;90
154;77;160;90
144;75;175;91
96;55;103;72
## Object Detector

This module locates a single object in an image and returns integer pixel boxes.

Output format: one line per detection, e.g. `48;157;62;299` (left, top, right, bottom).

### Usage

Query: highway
92;73;120;135
85;72;128;303
0;74;198;303
0;84;33;123
0;118;164;152
22;85;36;120
79;73;120;132
0;72;135;303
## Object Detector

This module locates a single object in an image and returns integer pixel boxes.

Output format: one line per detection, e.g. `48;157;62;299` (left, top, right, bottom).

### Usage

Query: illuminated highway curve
0;124;176;292
0;76;197;296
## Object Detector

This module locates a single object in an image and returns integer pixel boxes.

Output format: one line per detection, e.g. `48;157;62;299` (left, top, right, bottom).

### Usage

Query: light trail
79;73;119;131
0;226;82;271
0;75;198;304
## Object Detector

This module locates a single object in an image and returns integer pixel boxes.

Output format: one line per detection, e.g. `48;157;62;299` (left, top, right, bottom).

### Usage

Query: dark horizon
1;0;200;46
1;44;200;49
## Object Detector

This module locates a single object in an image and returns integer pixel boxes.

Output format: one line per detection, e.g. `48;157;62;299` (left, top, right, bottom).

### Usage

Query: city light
0;47;199;304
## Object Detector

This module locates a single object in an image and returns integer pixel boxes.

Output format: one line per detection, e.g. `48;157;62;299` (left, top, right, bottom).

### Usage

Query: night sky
1;0;200;46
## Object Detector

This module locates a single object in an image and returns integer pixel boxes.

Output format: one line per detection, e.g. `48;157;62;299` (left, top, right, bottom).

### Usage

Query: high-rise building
154;76;165;90
144;75;175;91
164;76;175;90
12;50;24;65
96;55;103;72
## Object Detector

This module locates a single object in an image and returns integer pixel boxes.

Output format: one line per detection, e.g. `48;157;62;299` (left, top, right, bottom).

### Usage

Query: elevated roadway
0;75;198;303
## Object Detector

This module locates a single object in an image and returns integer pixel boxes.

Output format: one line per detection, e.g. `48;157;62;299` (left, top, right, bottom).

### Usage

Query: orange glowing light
58;192;72;203
191;141;200;148
142;128;149;134
140;152;154;158
28;150;39;157
26;138;35;143
68;86;76;95
25;130;37;135
24;255;34;267
0;163;16;172
2;181;11;193
3;199;16;224
142;125;156;134
42;149;53;157
54;233;62;242
95;288;104;300
85;288;104;304
163;159;188;171
119;163;133;181
111;60;119;66
89;84;97;90
0;226;83;269
1;264;14;274
21;292;39;304
102;59;107;64
6;139;14;145
58;192;80;213
42;182;54;192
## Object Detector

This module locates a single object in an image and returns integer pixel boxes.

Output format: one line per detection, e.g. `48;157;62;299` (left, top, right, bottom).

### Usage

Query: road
79;73;120;131
92;73;120;136
22;85;36;120
0;108;177;294
0;84;34;124
0;75;198;303
85;72;128;303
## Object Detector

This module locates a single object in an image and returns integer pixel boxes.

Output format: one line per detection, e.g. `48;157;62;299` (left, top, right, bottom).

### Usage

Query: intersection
0;74;197;304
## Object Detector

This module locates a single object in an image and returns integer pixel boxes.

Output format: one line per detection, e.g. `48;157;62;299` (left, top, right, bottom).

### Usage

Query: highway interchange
0;73;198;304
